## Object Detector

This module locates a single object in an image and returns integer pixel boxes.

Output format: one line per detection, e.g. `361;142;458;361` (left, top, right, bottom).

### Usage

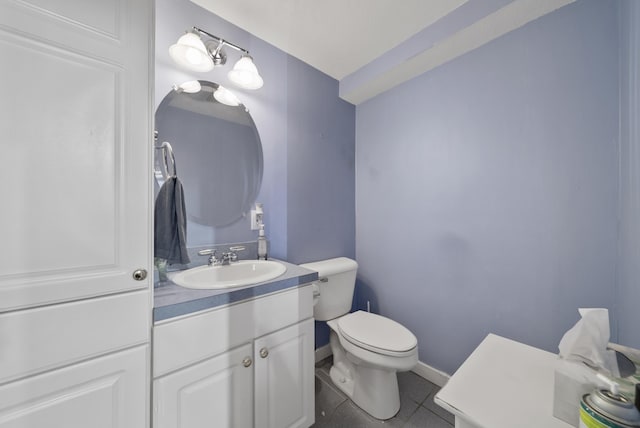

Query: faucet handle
198;249;221;266
228;246;245;263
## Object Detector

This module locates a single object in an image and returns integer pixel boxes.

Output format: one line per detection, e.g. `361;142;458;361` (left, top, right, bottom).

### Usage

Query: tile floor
312;358;454;427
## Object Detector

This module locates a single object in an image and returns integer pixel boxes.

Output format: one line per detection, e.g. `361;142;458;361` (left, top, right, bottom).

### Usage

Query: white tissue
558;308;620;377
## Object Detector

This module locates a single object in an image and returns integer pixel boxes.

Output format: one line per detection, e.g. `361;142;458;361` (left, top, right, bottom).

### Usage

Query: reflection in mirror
155;81;263;228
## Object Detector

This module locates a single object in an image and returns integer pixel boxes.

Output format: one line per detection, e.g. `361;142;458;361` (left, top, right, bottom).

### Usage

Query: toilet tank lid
299;257;358;277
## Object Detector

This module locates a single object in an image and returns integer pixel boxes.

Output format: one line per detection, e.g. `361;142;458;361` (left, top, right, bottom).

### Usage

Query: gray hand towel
154;176;190;265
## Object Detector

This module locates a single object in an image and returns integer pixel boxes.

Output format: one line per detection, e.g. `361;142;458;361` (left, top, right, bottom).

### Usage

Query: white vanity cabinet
153;285;315;428
254;318;314;428
154;343;255;428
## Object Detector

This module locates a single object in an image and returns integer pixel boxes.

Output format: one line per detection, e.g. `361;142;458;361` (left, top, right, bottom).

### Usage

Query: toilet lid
337;311;417;355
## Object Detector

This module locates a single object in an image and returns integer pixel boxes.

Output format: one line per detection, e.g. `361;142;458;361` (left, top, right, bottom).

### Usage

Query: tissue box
553;360;598;427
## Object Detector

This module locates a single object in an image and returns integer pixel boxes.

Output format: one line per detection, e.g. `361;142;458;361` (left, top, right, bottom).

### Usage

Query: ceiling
190;0;468;80
190;0;575;104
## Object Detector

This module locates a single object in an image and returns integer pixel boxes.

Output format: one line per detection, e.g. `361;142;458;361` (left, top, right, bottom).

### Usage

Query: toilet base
328;331;401;420
329;363;400;420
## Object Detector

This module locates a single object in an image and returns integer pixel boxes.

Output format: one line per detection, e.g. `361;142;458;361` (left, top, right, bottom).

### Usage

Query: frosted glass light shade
228;55;263;90
174;80;202;93
169;32;213;72
213;86;240;106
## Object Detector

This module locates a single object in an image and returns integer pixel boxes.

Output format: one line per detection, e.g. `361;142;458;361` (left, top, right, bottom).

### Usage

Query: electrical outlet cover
250;210;260;230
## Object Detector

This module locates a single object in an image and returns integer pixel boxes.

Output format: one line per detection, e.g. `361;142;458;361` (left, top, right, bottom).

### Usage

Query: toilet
300;257;418;420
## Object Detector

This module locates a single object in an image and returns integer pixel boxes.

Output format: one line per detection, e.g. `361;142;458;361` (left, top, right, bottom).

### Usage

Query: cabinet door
0;346;148;428
154;343;254;428
254;318;314;428
0;0;152;311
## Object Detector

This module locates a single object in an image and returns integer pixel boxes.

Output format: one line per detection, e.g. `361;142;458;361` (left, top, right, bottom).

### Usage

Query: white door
0;0;152;425
154;343;255;428
254;319;315;428
0;346;148;427
0;0;153;311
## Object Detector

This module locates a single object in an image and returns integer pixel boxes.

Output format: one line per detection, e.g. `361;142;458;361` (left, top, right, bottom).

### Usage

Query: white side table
435;334;574;428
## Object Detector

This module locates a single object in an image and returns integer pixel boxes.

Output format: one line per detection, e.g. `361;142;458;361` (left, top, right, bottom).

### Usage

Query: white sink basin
168;260;287;290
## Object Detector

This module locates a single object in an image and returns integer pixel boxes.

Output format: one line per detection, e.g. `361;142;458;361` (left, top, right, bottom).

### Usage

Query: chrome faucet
198;246;246;266
216;251;235;266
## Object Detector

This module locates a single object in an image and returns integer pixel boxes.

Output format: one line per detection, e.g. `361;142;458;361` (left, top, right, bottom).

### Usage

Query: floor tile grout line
319;397;344;423
420;390;455;426
315;371;348;401
313;370;454;427
420;388;439;408
398;400;422;428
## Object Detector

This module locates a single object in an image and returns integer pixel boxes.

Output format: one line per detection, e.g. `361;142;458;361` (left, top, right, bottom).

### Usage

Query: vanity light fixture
169;31;213;72
170;27;264;90
228;55;263;90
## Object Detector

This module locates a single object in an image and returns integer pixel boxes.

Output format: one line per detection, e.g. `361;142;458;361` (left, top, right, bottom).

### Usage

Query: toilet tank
299;257;358;321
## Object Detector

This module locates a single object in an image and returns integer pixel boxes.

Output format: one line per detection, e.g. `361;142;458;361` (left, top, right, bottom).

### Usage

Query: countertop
435;333;573;428
153;259;318;322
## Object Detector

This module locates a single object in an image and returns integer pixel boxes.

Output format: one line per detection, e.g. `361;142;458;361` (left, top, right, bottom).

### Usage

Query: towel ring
154;141;177;178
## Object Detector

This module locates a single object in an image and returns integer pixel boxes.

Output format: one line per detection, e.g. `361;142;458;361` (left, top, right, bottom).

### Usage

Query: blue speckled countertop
153;259;318;322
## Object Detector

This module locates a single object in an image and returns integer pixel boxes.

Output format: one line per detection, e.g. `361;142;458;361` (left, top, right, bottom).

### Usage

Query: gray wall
355;0;621;374
155;0;355;262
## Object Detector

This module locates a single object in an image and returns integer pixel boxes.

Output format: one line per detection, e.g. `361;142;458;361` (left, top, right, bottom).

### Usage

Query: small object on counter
257;224;268;260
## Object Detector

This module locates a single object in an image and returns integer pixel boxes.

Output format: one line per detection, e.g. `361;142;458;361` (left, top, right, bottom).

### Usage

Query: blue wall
156;0;640;372
286;57;356;264
355;0;620;374
155;0;355;263
617;0;640;349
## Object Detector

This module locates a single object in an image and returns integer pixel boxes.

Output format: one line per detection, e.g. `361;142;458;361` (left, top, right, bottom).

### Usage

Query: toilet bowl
300;257;418;420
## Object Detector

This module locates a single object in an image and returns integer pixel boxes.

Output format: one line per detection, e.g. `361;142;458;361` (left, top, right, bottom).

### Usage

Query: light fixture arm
192;26;250;56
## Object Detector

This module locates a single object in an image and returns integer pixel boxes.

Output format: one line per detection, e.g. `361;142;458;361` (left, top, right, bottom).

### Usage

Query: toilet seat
337;311;417;357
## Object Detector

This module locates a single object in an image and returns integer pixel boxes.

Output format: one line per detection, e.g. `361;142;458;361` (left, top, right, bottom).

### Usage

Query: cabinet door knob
259;347;269;358
242;357;252;367
132;269;147;281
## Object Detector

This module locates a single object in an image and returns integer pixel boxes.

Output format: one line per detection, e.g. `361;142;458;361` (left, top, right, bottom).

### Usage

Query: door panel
0;0;152;311
0;346;148;428
16;0;119;37
0;290;149;384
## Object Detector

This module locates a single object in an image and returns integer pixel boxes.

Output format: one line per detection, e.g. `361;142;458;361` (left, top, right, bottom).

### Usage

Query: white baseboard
315;345;449;387
411;360;450;387
315;344;332;363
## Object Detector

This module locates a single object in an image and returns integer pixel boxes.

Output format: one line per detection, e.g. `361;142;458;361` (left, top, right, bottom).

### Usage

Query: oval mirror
155;81;263;228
